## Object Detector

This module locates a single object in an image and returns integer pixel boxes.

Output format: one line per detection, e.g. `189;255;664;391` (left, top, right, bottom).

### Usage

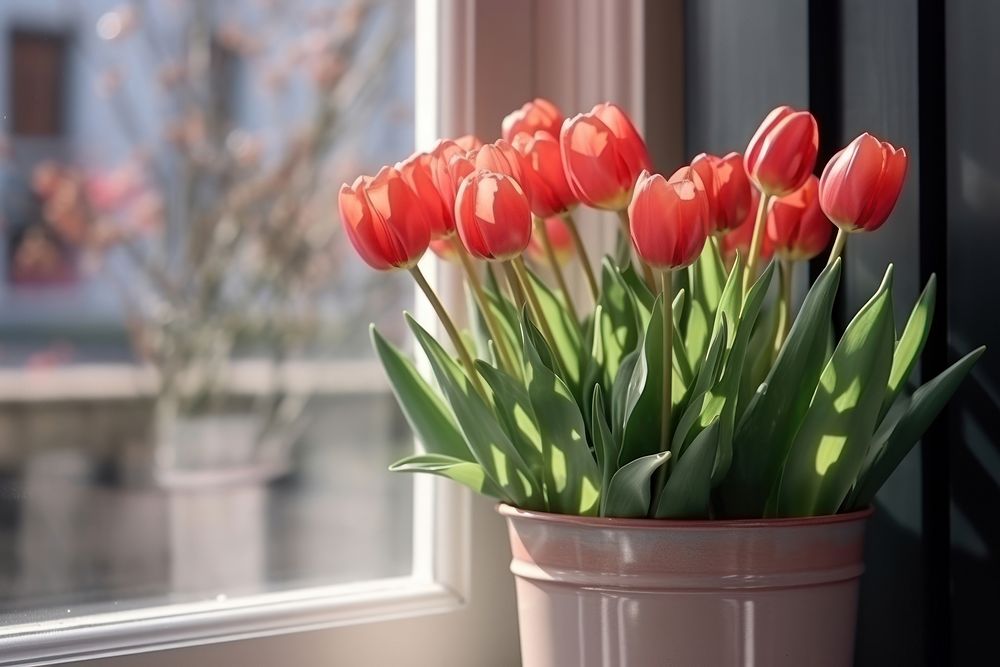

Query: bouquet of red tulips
340;99;983;518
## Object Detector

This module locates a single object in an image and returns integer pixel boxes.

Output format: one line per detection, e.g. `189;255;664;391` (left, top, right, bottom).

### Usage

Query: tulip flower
469;139;530;187
560;102;652;211
691;152;753;233
766;176;833;261
455;170;533;261
397;151;453;239
819;132;908;234
338;166;430;271
426;139;467;221
502;98;564;143
526;215;574;267
511;131;577;218
744;106;819;197
628;168;710;271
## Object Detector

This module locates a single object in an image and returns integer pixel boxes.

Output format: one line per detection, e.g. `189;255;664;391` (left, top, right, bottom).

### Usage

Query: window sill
0;359;391;403
0;575;462;667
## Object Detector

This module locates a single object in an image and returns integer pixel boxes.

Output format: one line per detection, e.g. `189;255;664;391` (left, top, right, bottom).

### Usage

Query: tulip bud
766;176;833;261
397;151;453;239
455;170;533;261
526;215;574;267
691;152;753;233
338;166;430;270
818;132;908;233
720;188;774;267
511;131;578;218
628;168;709;271
561;102;652;211
502;98;564;143
744;106;819;197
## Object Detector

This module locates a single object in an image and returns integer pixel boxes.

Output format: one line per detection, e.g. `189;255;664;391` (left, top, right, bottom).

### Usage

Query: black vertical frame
916;0;950;663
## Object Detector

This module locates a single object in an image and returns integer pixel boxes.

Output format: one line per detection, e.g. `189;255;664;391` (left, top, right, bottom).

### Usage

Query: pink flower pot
499;504;872;667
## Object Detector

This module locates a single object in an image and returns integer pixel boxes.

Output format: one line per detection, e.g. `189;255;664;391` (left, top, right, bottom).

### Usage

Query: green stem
827;227;848;268
773;258;793;359
616;208;656;289
650;269;674;516
502;260;526;309
409;265;486;398
508;257;569;379
743;192;773;295
454;243;519;376
536;216;579;321
562;211;599;302
660;269;674;458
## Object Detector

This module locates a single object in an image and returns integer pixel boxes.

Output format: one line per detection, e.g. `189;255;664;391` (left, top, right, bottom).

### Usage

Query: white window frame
0;1;676;664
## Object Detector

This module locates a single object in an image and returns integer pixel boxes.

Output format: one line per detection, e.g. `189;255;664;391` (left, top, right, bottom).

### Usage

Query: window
0;0;433;661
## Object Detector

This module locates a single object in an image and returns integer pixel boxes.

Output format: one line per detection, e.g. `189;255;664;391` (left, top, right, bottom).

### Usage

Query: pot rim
497;503;874;530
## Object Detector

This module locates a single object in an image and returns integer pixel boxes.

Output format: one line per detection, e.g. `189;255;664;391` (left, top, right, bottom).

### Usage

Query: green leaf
619;295;667;465
685;240;728;363
775;266;896;517
848;346;985;509
707;262;774;485
591;386;620;516
655;417;720;518
371;326;472;462
611;350;640;446
594;260;643;386
672;316;728;457
406;313;541;508
739;299;780;417
603;451;671;518
880;275;936;422
720;259;842;517
479;287;523;369
524;265;583;389
476;362;544;490
390;453;507;500
521;315;601;515
619;261;655;321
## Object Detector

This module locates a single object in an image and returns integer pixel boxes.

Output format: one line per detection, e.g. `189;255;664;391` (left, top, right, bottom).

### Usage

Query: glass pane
0;0;415;624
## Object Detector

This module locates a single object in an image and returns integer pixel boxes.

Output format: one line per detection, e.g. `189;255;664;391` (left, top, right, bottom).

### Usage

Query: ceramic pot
499;504;872;667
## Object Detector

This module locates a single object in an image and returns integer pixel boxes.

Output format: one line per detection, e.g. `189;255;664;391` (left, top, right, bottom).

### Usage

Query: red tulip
338;166;430;270
469;139;528;181
720;188;774;266
818;132;908;233
691;151;753;233
744;105;819;197
766;176;833;261
511;131;578;217
526;215;574;266
628;168;709;270
426;139;467;221
397;151;452;238
455;170;532;261
560;102;652;210
502;98;564;143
